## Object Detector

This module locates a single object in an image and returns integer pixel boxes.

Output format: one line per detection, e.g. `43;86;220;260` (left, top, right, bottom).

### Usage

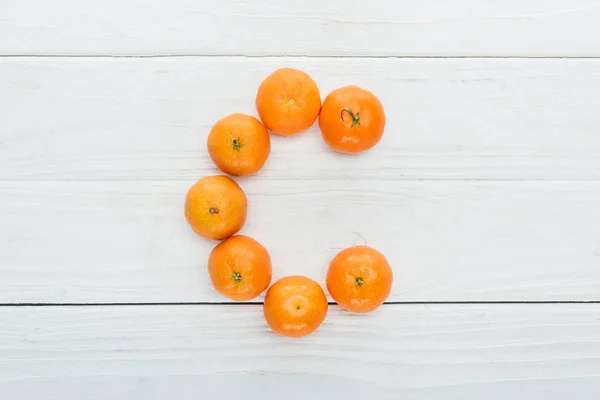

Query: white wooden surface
1;305;599;400
1;180;599;303
1;57;599;303
2;0;600;57
1;1;599;398
2;58;600;181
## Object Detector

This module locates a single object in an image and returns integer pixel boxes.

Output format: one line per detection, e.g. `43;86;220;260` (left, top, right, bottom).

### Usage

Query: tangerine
319;86;386;154
208;235;272;301
256;68;321;136
184;175;247;240
263;275;328;338
326;246;392;313
207;113;270;176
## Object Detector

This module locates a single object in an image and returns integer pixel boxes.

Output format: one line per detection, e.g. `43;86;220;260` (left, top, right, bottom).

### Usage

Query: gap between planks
2;54;600;59
1;301;599;307
2;178;600;183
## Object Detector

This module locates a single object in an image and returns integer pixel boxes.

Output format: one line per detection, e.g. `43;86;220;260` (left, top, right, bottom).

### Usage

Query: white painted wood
0;304;599;399
2;0;600;56
1;57;600;181
1;180;599;303
2;2;599;398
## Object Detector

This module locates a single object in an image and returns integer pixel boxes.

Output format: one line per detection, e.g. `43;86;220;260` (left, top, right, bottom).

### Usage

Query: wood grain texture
0;304;599;399
1;180;599;303
1;57;600;181
2;0;600;57
2;2;600;398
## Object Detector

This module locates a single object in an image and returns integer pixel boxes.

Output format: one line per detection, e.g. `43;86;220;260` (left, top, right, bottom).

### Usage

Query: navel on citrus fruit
263;275;328;338
256;68;321;136
208;235;272;301
207;113;271;176
184;175;247;240
326;246;392;313
319;86;386;154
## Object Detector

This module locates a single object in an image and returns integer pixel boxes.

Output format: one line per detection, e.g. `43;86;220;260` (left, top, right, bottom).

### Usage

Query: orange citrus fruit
207;113;271;176
208;235;272;301
319;86;386;154
263;275;328;338
184;175;247;240
326;246;392;313
256;68;321;136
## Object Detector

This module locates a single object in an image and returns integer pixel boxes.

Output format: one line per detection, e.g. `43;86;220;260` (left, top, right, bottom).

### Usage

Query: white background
0;1;599;399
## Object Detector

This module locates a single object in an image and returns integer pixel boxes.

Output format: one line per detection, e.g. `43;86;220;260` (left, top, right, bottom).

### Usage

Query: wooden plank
2;0;600;56
0;304;599;399
1;57;600;181
1;180;598;303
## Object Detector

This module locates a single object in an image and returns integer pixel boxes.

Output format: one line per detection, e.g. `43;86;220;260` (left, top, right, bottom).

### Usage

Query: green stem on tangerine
341;108;361;128
232;138;243;151
232;272;242;282
356;277;364;286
